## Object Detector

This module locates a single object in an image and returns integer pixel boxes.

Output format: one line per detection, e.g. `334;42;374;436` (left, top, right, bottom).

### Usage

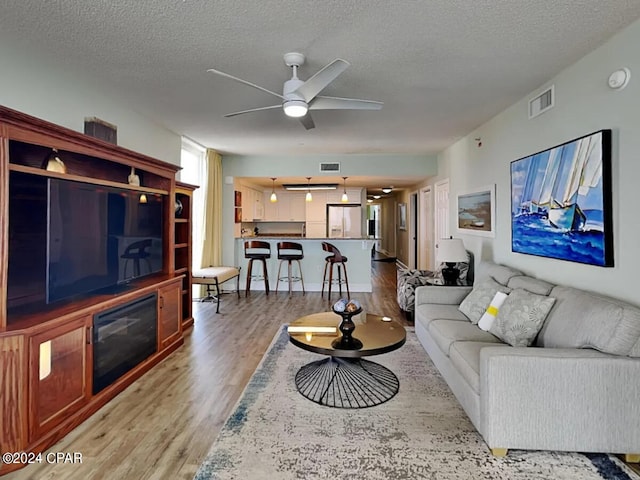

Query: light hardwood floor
8;259;637;479
5;259;407;480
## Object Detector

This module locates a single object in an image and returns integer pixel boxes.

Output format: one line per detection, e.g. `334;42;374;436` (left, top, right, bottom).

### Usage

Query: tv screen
47;178;164;303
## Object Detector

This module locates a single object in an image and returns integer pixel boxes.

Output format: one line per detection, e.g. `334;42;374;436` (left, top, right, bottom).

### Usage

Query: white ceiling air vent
528;85;554;119
319;162;340;173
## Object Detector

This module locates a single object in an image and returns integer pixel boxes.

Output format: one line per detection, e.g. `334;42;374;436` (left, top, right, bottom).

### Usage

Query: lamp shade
437;238;467;263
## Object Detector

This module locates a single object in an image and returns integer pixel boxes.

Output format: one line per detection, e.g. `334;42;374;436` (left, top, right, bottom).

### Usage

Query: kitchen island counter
234;238;373;293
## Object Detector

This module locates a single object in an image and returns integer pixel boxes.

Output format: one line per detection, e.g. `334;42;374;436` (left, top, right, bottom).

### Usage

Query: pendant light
270;177;278;203
305;177;312;202
341;176;349;203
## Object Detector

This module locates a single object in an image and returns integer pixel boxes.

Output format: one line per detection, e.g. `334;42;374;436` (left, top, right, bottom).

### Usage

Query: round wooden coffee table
288;311;406;408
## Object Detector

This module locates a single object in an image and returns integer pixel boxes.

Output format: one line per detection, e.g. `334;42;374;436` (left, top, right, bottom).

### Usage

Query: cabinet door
288;193;306;221
263;191;278;220
241;187;252;221
305;221;327;238
276;194;292;221
305;191;327;222
158;282;182;349
253;188;264;220
29;316;91;441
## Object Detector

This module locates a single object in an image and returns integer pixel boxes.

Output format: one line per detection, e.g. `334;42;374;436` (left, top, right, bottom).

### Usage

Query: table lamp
437;237;467;286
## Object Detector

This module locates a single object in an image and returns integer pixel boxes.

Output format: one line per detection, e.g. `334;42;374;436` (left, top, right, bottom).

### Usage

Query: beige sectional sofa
413;260;640;459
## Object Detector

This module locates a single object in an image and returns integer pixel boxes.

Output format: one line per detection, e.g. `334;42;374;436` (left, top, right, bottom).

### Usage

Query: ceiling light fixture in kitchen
341;177;349;203
305;177;312;202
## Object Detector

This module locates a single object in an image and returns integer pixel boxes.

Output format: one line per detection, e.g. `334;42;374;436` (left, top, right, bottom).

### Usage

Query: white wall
436;18;640;304
0;37;181;165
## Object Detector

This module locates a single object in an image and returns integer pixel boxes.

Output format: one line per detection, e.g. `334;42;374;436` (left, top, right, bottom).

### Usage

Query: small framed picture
398;203;407;230
234;208;242;223
456;185;495;237
234;190;242;207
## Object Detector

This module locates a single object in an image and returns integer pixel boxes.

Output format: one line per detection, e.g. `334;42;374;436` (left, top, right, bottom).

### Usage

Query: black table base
294;357;400;408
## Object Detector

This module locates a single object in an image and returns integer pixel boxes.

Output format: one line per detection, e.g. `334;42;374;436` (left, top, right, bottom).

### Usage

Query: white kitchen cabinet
262;192;306;221
305;221;326;238
305;191;327;222
288;193;306;221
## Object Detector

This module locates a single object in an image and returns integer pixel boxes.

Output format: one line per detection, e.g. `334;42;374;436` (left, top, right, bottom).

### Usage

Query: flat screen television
6;171;165;310
46;178;164;303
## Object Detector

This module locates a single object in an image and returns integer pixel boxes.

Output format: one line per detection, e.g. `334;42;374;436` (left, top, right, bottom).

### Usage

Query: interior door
418;187;433;270
434;179;450;262
409;192;418;269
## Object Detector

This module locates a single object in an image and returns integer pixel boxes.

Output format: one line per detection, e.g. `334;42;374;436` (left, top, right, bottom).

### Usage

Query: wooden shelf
9;164;169;195
174;182;198;332
175;267;188;275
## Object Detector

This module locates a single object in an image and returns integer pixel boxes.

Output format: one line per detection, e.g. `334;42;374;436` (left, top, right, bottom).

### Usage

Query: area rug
194;325;639;480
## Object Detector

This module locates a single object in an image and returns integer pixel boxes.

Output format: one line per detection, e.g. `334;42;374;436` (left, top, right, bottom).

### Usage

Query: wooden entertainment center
0;106;192;475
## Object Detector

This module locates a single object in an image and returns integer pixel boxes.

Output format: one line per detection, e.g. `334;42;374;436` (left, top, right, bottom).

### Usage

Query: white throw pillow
478;291;509;331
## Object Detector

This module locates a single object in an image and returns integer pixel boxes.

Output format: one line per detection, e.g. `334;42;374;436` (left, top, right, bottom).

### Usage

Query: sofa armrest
479;346;640;453
415;285;472;306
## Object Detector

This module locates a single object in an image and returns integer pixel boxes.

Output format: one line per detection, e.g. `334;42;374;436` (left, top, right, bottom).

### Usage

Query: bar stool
244;240;271;296
321;242;350;299
275;242;305;295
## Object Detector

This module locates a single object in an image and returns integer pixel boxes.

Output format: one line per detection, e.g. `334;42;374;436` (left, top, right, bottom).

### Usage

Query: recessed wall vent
319;162;340;173
528;85;554;119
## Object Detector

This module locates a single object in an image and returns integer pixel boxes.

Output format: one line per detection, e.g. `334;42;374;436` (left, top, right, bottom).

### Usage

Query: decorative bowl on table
331;299;363;349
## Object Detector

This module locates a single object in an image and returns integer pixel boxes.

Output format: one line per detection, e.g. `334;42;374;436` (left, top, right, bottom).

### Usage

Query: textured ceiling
1;0;640;161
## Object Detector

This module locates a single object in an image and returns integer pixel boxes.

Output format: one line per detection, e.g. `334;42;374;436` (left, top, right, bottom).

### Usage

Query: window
180;138;206;272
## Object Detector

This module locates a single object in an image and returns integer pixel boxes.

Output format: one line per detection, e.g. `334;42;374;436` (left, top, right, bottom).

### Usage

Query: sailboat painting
510;130;613;267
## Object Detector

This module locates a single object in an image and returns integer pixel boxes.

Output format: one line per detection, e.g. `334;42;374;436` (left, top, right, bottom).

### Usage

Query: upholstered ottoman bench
192;266;241;313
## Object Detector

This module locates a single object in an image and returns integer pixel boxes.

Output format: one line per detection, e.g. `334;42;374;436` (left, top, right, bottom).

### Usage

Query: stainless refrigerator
327;204;362;238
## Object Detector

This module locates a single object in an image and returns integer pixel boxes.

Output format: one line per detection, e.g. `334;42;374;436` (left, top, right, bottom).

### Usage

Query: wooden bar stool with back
321;241;350;299
275;241;305;295
244;240;271;296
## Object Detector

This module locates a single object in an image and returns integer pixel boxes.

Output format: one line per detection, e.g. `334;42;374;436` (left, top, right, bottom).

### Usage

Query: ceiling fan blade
309;95;383;111
294;59;350;102
224;105;282;117
298;113;315;130
207;68;284;99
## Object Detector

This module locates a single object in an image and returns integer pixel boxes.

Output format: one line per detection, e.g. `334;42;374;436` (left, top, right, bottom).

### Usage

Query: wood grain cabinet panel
28;316;91;441
0;335;27;458
158;283;181;349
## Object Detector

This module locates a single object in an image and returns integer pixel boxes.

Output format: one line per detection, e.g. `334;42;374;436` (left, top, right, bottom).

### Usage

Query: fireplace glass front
93;293;157;394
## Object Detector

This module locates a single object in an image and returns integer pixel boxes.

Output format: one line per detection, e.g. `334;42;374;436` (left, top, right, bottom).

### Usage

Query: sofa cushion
415;304;469;330
476;262;523;286
489;289;556;347
507;276;555;296
449;341;510;393
459;277;512;324
428;319;503;356
538;286;640;357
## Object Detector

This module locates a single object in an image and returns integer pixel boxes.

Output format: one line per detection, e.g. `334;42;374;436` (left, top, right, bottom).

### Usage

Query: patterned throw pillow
489;289;556;347
458;278;511;324
478;291;509;331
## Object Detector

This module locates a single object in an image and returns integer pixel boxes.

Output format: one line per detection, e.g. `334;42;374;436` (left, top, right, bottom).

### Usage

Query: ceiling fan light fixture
283;100;308;118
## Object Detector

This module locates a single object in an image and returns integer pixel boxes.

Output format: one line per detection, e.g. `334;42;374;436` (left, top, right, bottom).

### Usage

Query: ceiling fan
207;52;383;130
